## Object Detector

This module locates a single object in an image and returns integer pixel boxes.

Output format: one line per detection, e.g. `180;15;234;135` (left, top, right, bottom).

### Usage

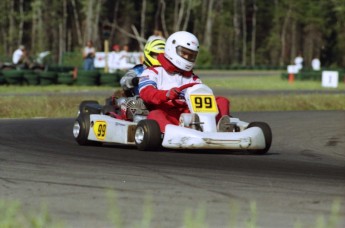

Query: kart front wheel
247;122;272;154
135;119;162;151
73;114;101;146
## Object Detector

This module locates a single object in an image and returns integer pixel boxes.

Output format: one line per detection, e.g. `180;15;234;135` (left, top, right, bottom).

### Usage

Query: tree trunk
71;0;83;46
175;0;185;31
280;8;291;66
18;0;24;47
31;0;44;53
9;0;15;51
233;0;241;64
182;0;193;31
154;1;161;30
203;0;215;50
59;0;67;64
251;0;257;66
241;0;247;66
84;0;94;44
92;0;102;47
140;0;146;39
110;0;120;42
160;0;168;37
290;19;296;64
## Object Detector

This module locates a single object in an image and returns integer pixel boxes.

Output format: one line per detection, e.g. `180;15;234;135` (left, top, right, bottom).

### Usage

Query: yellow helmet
143;39;165;67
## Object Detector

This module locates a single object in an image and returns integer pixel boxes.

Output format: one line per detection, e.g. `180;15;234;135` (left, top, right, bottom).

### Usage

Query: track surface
0;111;344;227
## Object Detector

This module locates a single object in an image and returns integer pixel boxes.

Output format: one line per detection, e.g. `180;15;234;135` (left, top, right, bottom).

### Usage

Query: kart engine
121;96;149;120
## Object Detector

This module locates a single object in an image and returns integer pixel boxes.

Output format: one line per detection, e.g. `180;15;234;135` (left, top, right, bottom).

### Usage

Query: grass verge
0;94;344;118
0;197;342;228
0;75;344;118
202;75;345;90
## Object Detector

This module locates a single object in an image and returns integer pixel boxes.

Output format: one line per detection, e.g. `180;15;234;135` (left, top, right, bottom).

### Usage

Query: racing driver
138;31;231;133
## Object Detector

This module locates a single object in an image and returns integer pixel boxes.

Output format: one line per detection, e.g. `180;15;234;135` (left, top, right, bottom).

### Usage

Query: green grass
0;200;63;228
0;75;344;118
202;75;345;90
1;197;342;228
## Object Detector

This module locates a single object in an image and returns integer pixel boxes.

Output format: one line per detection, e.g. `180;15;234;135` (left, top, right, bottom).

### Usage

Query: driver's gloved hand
120;70;137;90
166;87;181;100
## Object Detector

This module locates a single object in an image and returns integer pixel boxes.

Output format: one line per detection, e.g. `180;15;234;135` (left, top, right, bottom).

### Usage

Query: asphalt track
0;111;344;227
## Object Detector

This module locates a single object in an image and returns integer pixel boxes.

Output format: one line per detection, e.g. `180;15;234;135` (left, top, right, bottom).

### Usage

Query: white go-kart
73;84;272;154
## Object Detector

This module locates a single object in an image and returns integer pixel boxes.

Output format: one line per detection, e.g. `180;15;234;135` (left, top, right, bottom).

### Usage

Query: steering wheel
171;82;200;106
176;82;200;92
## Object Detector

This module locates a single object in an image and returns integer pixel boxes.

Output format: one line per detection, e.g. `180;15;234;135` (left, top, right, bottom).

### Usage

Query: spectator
311;57;321;71
118;44;134;70
147;29;165;42
12;45;29;68
82;40;96;70
294;52;303;71
108;44;121;73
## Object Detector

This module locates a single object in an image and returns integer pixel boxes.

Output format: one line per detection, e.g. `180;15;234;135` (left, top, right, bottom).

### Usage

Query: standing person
120;39;166;97
294;52;303;72
82;40;96;70
12;45;30;69
138;31;231;133
311;57;321;71
118;44;133;70
109;44;121;73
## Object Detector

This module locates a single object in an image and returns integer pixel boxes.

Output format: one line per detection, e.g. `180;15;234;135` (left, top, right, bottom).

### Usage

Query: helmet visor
176;46;198;62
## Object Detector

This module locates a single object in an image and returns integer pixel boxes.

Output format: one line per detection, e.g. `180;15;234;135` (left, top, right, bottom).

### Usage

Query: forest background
1;0;345;69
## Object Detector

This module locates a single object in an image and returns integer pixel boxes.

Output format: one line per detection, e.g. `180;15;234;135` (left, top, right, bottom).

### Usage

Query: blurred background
0;0;344;69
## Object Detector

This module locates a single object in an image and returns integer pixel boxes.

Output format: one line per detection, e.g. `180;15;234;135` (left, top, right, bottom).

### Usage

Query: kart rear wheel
135;119;162;151
247;122;272;154
73;114;102;146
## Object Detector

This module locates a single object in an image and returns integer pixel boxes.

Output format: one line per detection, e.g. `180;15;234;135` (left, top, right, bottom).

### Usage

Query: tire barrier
57;72;74;85
75;70;100;86
39;71;57;85
0;67;122;86
23;70;39;85
2;70;24;85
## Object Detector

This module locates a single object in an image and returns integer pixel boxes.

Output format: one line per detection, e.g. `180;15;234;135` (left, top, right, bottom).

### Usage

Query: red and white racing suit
139;53;230;132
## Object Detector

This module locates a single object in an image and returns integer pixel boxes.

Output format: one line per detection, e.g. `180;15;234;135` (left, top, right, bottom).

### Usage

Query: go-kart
72;84;272;154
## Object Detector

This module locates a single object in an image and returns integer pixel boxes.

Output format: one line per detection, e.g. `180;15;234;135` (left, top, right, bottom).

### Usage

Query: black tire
73;114;102;146
135;119;162;151
79;100;100;114
247;122;272;154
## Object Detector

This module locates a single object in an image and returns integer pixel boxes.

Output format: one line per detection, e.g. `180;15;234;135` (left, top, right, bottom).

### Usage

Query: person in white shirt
82;40;96;70
311;57;321;71
294;52;303;71
12;45;29;68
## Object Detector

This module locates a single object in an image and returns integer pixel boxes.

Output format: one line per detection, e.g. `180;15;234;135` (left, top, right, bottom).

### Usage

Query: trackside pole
288;73;294;84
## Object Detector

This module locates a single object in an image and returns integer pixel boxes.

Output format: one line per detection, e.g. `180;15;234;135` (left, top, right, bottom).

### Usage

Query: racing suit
139;53;230;132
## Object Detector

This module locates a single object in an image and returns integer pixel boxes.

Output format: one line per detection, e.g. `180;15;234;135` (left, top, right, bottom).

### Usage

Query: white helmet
164;31;199;71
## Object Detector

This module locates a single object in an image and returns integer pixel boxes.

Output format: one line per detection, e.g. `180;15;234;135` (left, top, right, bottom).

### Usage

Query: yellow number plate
190;95;218;113
93;121;107;140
